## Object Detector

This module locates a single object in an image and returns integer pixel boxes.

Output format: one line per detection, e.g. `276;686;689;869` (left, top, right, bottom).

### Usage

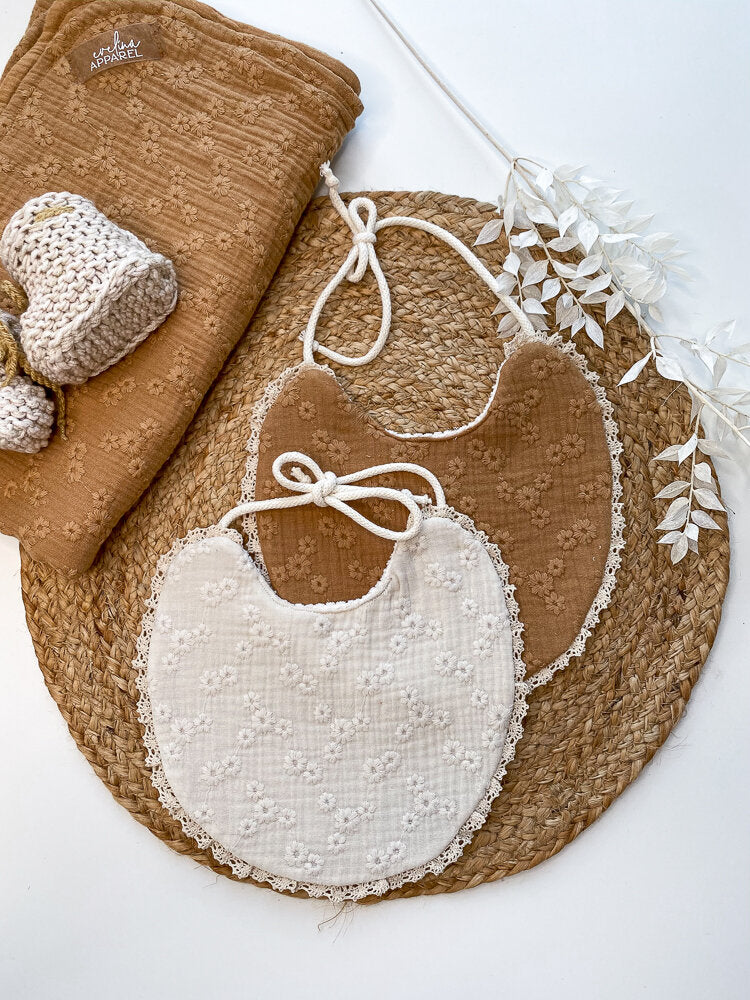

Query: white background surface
1;1;749;997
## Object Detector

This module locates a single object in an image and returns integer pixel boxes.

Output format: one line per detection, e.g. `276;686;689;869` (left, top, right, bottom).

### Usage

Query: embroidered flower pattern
441;741;482;775
557;517;597;551
145;516;519;887
401;774;456;834
161;624;211;674
363;750;401;783
283;750;323;784
199;664;236;694
285;841;323;876
280;661;318;695
237;784;296;838
424;562;463;592
357;661;394;693
366;840;406;875
434;650;474;683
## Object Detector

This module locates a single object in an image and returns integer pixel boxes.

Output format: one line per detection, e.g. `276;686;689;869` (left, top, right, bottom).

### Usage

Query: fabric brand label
67;22;163;82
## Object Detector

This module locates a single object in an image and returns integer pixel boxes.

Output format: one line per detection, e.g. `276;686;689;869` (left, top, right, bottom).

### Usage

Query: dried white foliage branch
367;0;749;563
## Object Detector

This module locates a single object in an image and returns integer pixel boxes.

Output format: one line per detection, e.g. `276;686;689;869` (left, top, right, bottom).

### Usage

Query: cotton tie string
219;451;446;542
301;162;536;366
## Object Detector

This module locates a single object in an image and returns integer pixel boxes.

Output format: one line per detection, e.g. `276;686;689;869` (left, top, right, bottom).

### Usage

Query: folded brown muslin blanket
0;0;362;572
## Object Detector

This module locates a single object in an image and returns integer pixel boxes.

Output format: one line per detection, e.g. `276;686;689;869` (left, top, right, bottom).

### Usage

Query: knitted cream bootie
0;192;178;385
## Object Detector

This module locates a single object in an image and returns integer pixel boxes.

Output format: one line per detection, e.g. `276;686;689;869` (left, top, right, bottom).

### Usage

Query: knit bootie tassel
0;192;179;385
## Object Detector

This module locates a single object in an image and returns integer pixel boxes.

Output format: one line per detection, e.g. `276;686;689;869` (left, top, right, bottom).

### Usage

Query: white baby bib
137;453;527;900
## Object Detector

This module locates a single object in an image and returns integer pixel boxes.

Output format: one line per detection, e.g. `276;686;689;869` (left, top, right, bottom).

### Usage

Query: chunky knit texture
0;309;56;452
0;374;55;452
0;191;178;385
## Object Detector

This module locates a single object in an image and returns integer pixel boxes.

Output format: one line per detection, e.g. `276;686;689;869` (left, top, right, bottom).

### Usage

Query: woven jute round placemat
20;191;729;902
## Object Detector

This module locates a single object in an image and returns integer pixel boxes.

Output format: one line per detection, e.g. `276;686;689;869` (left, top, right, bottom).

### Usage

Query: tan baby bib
245;168;623;679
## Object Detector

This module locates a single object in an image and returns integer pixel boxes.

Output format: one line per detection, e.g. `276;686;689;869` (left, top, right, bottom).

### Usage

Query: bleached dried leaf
670;534;689;564
694;488;725;511
584;313;604;348
688;391;702;424
581;290;609;306
522;259;548;286
656;496;689;530
653;444;682;462
584;273;612;294
600;232;636;244
693;462;714;485
624;212;654;231
552;260;577;279
577;254;603;277
555;164;584;182
691;510;721;530
658;530;683;544
557;299;578;330
677;434;698;463
503;252;520;276
474;218;503;246
494;271;516;295
540;277;561;302
527;313;549;331
522;298;547;315
546;236;579;252
511;230;539;249
654;480;689;499
526;203;556;226
497;312;519;334
605;288;626;323
706;320;735;344
535;167;554;191
648;302;663;324
577;218;599;253
618;352;652;386
655;354;683;381
558;205;578;236
698;438;731;459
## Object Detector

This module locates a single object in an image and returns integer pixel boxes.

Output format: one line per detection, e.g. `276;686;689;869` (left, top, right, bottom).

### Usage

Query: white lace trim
502;329;625;690
135;507;529;901
239;333;625;690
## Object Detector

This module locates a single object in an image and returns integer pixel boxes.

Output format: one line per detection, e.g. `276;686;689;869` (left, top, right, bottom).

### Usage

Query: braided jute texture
20;192;730;902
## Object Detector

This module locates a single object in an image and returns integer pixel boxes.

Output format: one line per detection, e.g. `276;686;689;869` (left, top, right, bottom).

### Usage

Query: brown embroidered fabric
254;342;614;677
0;0;362;572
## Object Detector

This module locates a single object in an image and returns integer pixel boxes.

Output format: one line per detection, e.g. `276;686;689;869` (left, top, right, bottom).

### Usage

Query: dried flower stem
365;0;747;561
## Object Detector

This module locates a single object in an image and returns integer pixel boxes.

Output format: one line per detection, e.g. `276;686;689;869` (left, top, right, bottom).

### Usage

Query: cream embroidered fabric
137;503;527;900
